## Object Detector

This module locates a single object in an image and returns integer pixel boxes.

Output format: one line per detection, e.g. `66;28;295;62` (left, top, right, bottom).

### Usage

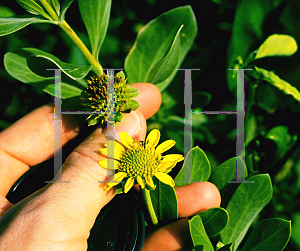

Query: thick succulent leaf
149;178;178;224
197;207;229;237
226;0;286;91
174;146;211;186
0;16;57;36
240;218;291;251
254;66;300;103
4;48;84;98
78;0;112;59
125;5;197;92
60;0;74;21
23;48;92;80
220;174;273;250
189;215;214;251
255;34;297;59
145;25;182;87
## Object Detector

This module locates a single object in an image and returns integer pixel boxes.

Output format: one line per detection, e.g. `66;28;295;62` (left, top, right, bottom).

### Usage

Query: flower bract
81;71;140;126
99;129;184;193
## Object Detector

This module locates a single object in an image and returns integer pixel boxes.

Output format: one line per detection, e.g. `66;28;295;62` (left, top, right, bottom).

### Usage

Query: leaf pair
125;5;197;92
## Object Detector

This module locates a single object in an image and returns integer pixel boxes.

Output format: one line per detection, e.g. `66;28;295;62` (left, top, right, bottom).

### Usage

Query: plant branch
38;0;59;21
58;21;103;75
142;188;158;226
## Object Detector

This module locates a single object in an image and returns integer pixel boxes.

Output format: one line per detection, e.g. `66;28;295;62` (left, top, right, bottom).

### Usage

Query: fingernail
107;111;146;142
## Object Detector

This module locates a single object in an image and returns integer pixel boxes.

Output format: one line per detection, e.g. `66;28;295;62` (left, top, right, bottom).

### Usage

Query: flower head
81;71;140;126
99;129;184;193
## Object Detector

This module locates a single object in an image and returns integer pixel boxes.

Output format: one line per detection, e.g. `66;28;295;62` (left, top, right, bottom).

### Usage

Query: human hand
0;83;220;251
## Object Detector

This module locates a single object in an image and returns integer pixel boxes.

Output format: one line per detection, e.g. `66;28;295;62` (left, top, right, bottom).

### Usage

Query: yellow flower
99;129;184;193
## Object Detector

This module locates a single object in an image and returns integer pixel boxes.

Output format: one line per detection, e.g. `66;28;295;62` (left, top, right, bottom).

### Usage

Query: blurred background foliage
1;0;300;250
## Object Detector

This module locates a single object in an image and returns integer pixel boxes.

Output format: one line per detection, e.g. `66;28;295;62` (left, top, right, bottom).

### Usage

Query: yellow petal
145;129;160;148
162;154;184;163
124;177;135;193
119;131;137;149
157;161;176;173
106;141;125;159
156;140;175;154
106;172;127;186
145;176;155;188
100;147;107;157
155;172;175;187
99;159;119;170
137;176;145;189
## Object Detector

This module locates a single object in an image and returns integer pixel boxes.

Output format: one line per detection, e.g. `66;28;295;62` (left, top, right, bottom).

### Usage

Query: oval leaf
209;157;247;192
25;48;92;80
254;66;300;103
255;34;297;59
145;25;182;85
78;0;112;59
4;48;84;98
175;146;211;186
197;207;229;237
220;174;273;250
149;178;178;224
240;218;291;251
0;16;57;36
189;215;214;251
16;0;49;17
60;0;74;21
125;5;197;92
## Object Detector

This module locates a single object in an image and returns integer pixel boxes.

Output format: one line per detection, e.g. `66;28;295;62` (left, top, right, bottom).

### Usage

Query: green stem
142;189;158;226
58;21;104;75
38;0;104;76
39;0;59;21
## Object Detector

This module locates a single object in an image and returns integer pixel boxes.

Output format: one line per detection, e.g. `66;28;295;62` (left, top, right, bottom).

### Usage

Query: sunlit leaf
255;34;297;59
175;146;211;186
0;16;57;36
78;0;112;59
254;66;300;103
240;218;291;251
220;174;273;250
189;215;214;251
145;25;182;86
125;5;197;92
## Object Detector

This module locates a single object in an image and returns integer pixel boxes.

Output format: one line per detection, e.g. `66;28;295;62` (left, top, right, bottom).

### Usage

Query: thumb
0;111;146;250
51;110;147;232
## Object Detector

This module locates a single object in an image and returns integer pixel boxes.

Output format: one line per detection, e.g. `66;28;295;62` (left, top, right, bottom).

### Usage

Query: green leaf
25;48;92;80
254;66;300;103
145;25;182;86
255;34;297;60
4;48;83;98
265;126;295;159
220;174;273;250
48;0;60;16
189;215;214;251
175;146;211;186
60;0;74;21
226;0;286;91
43;82;82;98
128;86;140;99
0;5;16;17
217;243;234;251
78;0;112;59
149;178;178;224
127;99;140;111
0;16;57;36
197;207;229;237
125;5;197;92
241;218;291;251
16;0;50;18
209;157;247;192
